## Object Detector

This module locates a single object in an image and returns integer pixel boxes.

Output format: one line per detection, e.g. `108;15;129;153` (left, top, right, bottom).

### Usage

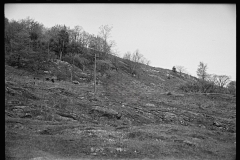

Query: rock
90;147;95;152
116;147;125;152
72;80;80;84
36;115;44;120
56;112;78;121
198;124;206;129
8;100;21;105
145;103;155;107
21;113;32;118
213;121;223;127
166;91;172;95
164;112;178;122
183;140;196;147
92;152;97;155
43;71;51;74
89;106;121;120
13;106;28;109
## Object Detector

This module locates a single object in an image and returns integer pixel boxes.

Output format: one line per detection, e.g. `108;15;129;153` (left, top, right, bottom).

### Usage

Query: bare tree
132;49;143;63
123;51;136;75
123;52;131;60
123;50;149;76
81;31;91;48
215;75;231;88
176;65;186;76
98;25;115;57
207;74;218;84
140;57;150;66
208;74;231;88
197;62;208;81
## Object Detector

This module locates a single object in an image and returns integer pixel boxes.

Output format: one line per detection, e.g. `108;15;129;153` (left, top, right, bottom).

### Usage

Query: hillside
5;58;236;160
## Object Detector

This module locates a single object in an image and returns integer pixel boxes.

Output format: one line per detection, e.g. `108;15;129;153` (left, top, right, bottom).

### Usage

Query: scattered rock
8;100;21;105
90;147;104;155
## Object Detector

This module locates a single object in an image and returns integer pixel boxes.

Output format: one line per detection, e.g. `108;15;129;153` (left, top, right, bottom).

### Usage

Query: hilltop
5;55;236;160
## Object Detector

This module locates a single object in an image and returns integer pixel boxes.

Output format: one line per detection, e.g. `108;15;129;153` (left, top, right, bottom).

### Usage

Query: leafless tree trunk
60;41;64;61
94;53;96;94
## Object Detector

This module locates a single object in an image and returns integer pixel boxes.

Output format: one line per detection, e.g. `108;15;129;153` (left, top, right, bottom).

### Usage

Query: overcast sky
5;4;236;80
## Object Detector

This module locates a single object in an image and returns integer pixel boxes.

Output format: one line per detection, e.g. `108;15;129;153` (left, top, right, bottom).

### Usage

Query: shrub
179;82;201;93
227;81;236;96
96;59;114;75
179;80;217;93
62;54;72;64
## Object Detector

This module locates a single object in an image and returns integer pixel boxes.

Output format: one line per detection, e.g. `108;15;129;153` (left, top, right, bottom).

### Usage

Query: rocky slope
5;60;236;160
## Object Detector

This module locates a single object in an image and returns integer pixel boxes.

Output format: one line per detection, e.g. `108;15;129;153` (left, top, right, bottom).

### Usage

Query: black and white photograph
5;3;236;160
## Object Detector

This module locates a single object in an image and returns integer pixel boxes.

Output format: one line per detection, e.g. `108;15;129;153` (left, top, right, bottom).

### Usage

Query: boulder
89;106;121;119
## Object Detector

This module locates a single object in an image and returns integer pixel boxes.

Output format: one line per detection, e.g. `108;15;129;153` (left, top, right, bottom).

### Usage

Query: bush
62;55;71;63
96;59;114;74
6;52;21;67
179;80;217;93
179;82;201;93
6;50;50;73
227;81;236;96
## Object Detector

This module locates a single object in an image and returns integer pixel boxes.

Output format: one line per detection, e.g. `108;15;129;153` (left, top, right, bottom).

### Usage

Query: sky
5;3;236;81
